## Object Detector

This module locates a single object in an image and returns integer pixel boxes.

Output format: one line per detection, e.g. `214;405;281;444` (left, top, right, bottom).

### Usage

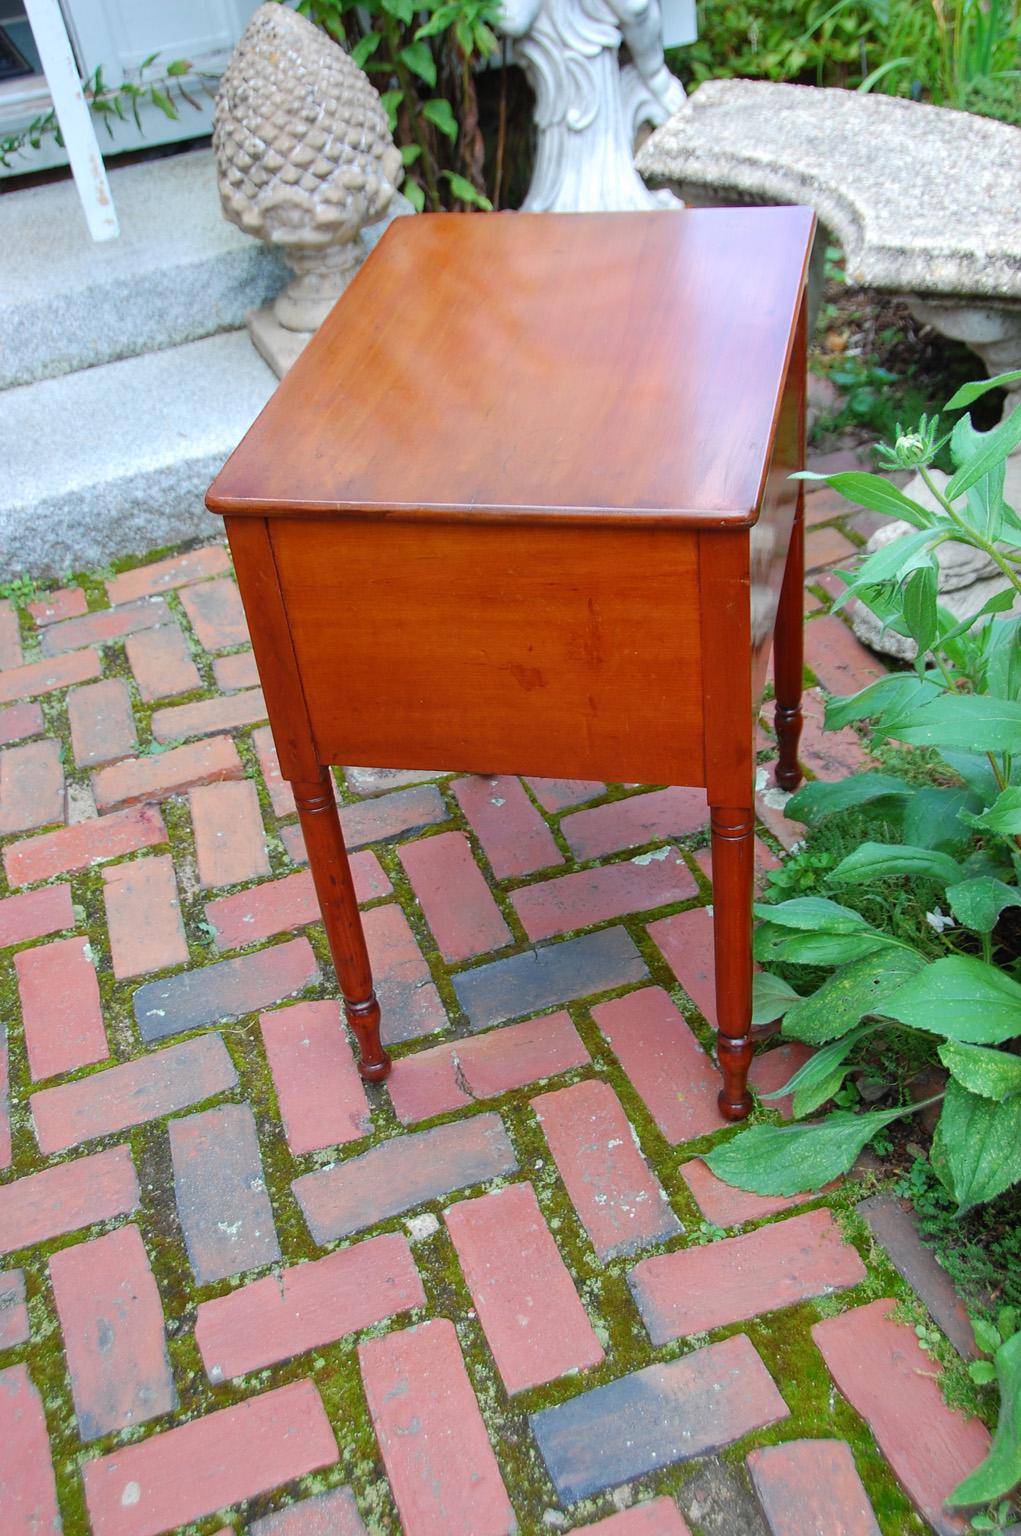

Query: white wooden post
23;0;118;240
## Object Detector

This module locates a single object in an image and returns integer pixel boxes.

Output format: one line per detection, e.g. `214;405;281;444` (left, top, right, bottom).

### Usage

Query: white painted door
1;0;260;176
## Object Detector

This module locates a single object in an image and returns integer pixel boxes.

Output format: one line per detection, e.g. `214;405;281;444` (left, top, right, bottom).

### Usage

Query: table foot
344;993;391;1082
717;1034;754;1121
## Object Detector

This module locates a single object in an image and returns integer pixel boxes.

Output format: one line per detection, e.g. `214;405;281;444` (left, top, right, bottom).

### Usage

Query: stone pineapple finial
213;2;403;371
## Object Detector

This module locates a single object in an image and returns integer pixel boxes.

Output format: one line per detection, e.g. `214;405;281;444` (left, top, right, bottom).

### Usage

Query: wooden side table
207;207;815;1122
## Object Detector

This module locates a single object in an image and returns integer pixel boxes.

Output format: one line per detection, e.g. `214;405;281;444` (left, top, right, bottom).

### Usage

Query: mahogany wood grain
773;300;809;792
207;207;816;1116
207;207;816;527
270;518;705;786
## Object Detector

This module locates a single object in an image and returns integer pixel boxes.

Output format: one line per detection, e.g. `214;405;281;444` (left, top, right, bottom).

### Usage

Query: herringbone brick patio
0;490;993;1534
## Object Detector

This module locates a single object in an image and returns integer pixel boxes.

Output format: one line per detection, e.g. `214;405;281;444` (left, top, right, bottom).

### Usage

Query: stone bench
636;80;1021;402
637;79;1021;654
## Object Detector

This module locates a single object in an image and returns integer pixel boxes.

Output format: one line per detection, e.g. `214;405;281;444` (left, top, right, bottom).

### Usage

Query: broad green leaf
755;923;896;968
149;87;177;119
903;787;977;854
985;617;1021;702
704;1105;909;1196
415;4;458;39
964;461;1006;543
350;32;382;67
792;471;931;529
823;674;941;733
946;876;1021;933
442;170;491;208
962;787;1021;836
831;528;940;609
382;0;415;21
938;588;1016;654
932;1080;1021;1214
972;1317;1004;1356
399;41;437;86
762;1022;880;1117
400;142;422;166
751;896;875;933
379;88;403;130
945;371;1021;409
751;970;802;1025
781;947;926;1044
901;561;939;658
882;955;1021;1043
827;841;962;888
943;750;1005;803
785;774;910;825
402;179;425;211
946;409;1021;501
165;59;192;76
949;1330;1021;1505
938;1040;1021;1101
882;692;1021;754
421;96;458;141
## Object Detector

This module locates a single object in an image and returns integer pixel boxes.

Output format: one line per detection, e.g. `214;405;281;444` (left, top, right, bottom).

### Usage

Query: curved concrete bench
637;80;1021;392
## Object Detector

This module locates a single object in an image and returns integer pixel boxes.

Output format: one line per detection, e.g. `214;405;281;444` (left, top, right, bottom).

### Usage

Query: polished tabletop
207;205;815;527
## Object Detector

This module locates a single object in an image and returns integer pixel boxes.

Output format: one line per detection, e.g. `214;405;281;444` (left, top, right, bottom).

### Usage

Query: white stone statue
498;0;685;211
213;2;403;375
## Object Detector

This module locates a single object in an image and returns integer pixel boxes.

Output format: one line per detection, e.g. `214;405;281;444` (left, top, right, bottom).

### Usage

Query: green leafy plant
293;0;500;210
958;1311;1021;1509
0;54;210;170
706;369;1021;1502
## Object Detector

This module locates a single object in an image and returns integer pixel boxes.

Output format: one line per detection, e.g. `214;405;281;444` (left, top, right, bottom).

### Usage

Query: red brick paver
0;1144;139;1256
195;1232;424;1380
0;1364;63;1535
812;1300;990;1534
400;829;512;960
28;586;88;626
359;1318;516;1536
746;1439;880;1536
0;646;102;704
152;686;266;742
206;860;390;949
592;986;722;1143
0;1270;29;1349
0;700;44;745
4;803;167;885
0;882;74;946
0;737;64;835
584;1501;692;1534
387;1009;590;1125
453;773;563;876
533;1078;682;1260
68;677;138;767
191;778;270;888
102;853;188;978
179;577;250;651
260;1001;371;1154
445;1181;604;1393
107;545;231;605
49;1224;175;1440
631;1207;866;1342
31;1034;237;1154
93;734;243;811
82;1379;338;1536
212;648;260;691
41;597;171;656
16;935;107;1080
562;786;708;860
125;624;202;701
512;849;697;940
0;599;22;669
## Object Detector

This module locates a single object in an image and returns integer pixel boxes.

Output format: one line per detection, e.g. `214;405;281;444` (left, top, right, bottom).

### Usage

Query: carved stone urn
213;2;403;375
497;0;685;212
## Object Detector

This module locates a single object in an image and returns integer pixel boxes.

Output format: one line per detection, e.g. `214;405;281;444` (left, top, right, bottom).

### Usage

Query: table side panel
269;519;706;787
749;325;804;706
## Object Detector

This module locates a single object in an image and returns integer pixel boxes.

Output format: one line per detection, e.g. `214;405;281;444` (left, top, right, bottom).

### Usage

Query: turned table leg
711;804;755;1121
293;770;391;1082
774;491;805;793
